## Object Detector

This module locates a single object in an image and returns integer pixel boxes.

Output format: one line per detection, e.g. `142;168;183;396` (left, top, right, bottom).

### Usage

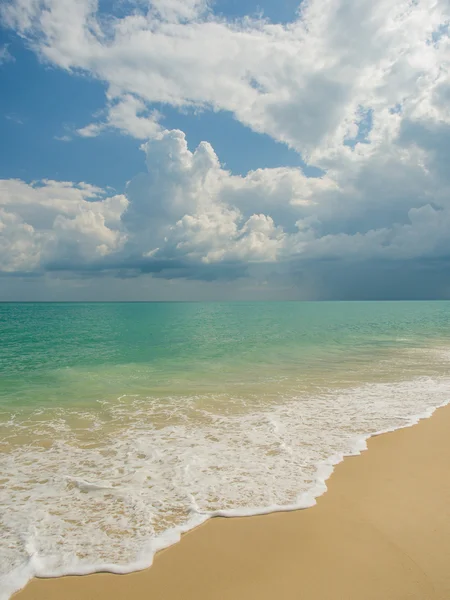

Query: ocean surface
1;301;450;598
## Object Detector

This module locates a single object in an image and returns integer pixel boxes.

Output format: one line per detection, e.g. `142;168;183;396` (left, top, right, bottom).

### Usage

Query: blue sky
1;0;450;300
0;21;308;191
213;0;301;22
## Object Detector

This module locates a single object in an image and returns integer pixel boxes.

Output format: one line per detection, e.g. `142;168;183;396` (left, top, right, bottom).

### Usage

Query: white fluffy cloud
2;124;450;280
2;0;449;159
149;0;210;22
0;180;128;272
122;129;333;268
77;95;162;139
1;0;450;290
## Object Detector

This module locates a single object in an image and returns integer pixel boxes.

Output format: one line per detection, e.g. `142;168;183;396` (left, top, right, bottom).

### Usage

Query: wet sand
14;403;450;600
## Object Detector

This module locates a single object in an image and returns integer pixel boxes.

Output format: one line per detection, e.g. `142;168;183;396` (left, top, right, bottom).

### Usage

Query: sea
1;301;450;598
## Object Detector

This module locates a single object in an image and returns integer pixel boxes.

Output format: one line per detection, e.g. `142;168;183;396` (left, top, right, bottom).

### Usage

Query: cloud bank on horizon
1;0;450;299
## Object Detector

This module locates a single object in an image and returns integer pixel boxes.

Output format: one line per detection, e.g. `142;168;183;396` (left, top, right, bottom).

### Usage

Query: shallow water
1;301;450;599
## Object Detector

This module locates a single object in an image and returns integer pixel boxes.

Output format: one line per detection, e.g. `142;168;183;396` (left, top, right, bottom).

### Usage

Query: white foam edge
4;397;449;600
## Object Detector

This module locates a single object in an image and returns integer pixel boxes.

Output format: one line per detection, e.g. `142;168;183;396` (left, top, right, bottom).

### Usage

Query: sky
1;0;450;301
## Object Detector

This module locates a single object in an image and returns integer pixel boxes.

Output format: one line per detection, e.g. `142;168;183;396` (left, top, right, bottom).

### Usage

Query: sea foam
1;374;450;600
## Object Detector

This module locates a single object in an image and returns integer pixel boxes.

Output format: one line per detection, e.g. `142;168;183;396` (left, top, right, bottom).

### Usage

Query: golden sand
14;404;450;600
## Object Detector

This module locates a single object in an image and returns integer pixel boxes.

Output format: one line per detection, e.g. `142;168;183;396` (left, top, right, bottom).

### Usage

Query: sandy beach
14;403;450;600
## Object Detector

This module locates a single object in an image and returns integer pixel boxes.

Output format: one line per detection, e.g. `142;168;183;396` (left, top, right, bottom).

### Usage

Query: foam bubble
1;372;450;600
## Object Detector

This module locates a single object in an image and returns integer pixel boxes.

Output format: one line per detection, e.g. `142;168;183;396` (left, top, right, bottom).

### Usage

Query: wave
2;375;450;600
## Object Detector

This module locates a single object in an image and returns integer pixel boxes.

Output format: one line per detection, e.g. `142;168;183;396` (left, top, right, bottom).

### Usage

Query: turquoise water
1;301;450;598
2;301;450;407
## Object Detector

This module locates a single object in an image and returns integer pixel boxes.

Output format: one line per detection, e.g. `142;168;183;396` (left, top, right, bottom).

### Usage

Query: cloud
77;95;162;139
5;113;23;124
2;0;450;297
2;120;450;286
149;0;211;22
0;179;128;272
0;43;14;65
121;129;329;274
2;0;449;160
1;131;325;277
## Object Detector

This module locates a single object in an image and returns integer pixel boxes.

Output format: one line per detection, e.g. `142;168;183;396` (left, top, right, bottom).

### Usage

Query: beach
2;0;449;593
14;401;450;600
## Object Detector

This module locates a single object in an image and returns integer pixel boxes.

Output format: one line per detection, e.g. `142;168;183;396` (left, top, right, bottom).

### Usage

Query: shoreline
13;401;450;600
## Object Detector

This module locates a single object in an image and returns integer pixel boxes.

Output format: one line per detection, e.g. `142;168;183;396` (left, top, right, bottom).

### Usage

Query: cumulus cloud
77;95;162;139
1;131;327;277
2;123;450;286
122;130;332;273
0;179;128;272
149;0;210;22
1;0;450;296
2;0;449;159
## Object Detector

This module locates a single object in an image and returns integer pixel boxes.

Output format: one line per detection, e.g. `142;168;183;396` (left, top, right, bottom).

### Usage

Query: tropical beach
2;301;450;599
14;401;450;600
2;0;450;597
